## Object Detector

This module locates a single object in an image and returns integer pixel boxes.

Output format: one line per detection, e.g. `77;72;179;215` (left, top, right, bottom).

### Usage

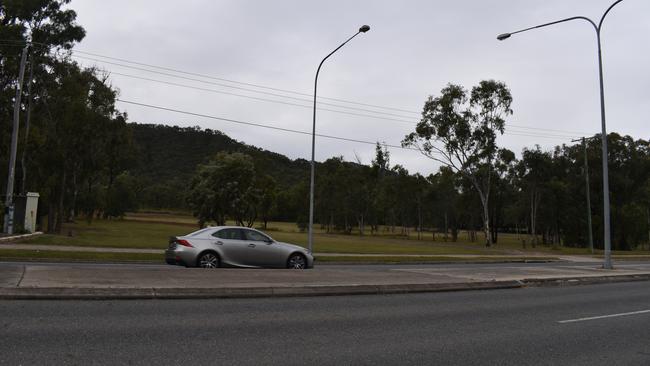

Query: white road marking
558;309;650;324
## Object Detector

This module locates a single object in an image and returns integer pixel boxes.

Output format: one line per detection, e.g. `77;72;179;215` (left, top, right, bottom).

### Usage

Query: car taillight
176;239;194;248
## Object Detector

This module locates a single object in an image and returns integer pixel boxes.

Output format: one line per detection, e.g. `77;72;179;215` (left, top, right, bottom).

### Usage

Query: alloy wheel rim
200;254;218;268
289;255;306;269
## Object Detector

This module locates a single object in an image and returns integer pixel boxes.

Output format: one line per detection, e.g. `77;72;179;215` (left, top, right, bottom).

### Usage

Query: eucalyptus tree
0;0;85;194
187;152;259;228
516;146;552;247
403;80;513;246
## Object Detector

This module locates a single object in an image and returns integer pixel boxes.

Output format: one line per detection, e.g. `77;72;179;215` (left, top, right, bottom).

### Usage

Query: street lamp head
497;33;512;41
359;25;370;33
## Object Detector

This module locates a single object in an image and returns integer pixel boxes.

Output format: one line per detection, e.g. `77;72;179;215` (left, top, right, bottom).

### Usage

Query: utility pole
21;53;35;194
572;137;594;254
3;44;29;234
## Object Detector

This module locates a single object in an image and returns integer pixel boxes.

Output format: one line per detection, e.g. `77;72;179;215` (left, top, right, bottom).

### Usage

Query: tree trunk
646;207;650;251
358;214;365;236
55;170;66;234
530;190;540;248
444;211;449;242
417;202;422;240
468;176;491;247
69;169;78;222
86;177;94;223
47;201;56;233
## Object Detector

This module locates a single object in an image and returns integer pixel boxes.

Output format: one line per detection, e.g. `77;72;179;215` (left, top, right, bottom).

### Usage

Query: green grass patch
0;248;163;263
26;219;183;249
21;212;649;257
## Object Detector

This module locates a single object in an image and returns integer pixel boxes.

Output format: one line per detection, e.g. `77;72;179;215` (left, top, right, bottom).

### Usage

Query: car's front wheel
287;253;307;269
198;252;220;268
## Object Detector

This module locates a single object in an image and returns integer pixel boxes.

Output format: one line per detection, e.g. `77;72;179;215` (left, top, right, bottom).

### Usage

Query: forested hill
129;123;310;188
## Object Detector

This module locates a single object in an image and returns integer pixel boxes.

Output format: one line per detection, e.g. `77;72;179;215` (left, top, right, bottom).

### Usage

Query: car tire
287;253;307;269
197;252;220;268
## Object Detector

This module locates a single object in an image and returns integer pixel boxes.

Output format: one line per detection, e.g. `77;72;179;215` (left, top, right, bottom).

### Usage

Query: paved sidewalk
1;261;649;299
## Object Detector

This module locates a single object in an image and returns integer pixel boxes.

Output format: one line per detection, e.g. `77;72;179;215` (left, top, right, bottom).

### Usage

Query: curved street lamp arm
500;16;597;40
314;31;362;89
599;0;625;30
499;0;625;40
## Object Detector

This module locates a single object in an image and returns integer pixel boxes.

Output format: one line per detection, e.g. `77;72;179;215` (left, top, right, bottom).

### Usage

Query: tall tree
403;80;513;246
187;152;258;228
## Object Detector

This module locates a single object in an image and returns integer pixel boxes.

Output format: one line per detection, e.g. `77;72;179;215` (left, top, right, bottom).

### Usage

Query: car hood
275;241;310;254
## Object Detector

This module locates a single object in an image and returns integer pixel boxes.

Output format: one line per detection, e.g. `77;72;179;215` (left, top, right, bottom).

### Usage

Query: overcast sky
67;0;650;175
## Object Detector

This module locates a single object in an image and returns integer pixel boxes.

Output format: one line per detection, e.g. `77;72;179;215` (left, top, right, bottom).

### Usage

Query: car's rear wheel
287;253;307;269
198;252;220;268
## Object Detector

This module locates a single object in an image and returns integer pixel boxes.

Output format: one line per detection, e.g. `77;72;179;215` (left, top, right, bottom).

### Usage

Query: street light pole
3;44;29;235
308;25;370;254
497;0;624;269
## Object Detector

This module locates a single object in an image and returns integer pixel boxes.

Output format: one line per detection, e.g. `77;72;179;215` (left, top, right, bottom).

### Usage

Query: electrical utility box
13;192;39;233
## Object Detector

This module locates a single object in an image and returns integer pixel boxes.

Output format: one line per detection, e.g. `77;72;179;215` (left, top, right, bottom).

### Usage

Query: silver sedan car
165;226;314;269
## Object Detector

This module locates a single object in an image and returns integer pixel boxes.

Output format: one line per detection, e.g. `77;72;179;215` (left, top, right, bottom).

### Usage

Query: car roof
207;226;257;230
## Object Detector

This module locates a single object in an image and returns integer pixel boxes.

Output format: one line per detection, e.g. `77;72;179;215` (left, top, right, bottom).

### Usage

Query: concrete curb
0;281;524;300
1;274;648;300
0;232;43;242
522;273;650;287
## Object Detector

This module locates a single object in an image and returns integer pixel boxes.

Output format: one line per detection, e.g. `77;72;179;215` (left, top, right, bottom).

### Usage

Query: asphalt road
1;281;649;365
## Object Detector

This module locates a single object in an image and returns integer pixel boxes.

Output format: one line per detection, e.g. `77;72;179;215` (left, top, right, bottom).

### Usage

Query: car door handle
248;243;256;248
214;241;223;245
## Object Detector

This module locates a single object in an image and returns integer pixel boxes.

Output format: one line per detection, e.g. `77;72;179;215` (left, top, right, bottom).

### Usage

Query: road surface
1;280;649;365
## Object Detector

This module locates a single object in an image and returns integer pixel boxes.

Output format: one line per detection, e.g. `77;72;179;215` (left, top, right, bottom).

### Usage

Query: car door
242;229;286;268
212;228;252;266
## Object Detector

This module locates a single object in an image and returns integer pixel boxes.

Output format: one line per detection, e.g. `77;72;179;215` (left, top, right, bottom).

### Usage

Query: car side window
243;229;271;242
213;229;243;240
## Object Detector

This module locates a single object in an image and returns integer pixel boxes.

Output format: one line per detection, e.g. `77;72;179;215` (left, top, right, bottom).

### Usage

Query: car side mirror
265;239;274;245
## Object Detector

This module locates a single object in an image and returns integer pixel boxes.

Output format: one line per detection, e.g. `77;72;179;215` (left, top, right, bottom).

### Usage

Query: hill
130;123;310;190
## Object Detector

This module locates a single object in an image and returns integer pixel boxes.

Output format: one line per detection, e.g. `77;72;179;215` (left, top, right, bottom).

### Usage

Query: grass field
19;211;650;256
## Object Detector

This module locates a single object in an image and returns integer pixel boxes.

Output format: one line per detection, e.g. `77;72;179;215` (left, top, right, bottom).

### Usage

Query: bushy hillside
130;123;310;190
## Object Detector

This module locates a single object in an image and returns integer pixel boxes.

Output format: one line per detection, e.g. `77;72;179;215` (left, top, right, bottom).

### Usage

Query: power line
106;71;577;141
3;39;591;139
505;124;591;136
71;49;594;136
71;54;418;120
115;98;427;153
102;70;581;141
73;49;421;115
500;131;578;140
106;71;419;125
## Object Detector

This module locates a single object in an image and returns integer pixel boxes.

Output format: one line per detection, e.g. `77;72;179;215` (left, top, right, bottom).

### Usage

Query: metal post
496;0;623;269
3;44;29;234
583;138;594;254
308;25;369;254
596;31;612;269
